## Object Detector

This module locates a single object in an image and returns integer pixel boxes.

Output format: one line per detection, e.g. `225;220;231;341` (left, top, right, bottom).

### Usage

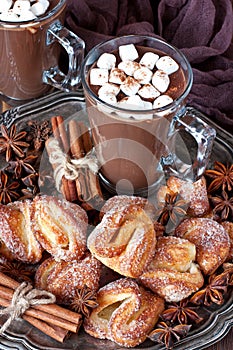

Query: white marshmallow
143;100;153;110
118;95;145;109
120;76;141;96
139;52;159;70
118;96;153;120
156;56;179;75
12;0;30;15
152;70;170;93
138;84;160;100
98;83;120;96
0;9;19;21
19;9;37;21
98;93;117;105
0;0;12;13
31;0;49;16
109;68;126;84
118;60;140;76
90;68;109;86
153;95;173;109
119;44;139;61
97;53;116;70
133;66;153;84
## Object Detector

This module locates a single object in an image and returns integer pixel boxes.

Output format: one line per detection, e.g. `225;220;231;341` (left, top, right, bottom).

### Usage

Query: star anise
70;285;98;318
209;190;233;221
0;124;29;162
0;170;20;204
148;321;191;350
7;154;37;179
157;192;189;229
27;120;52;151
20;173;39;199
0;259;36;283
190;271;230;307
161;299;203;325
223;263;233;286
205;161;233;193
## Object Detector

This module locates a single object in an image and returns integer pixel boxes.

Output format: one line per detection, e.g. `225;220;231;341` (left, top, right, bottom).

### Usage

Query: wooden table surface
205;327;233;350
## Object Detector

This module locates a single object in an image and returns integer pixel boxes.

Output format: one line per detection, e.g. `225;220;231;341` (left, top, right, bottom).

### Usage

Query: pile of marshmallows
90;44;179;119
0;0;50;21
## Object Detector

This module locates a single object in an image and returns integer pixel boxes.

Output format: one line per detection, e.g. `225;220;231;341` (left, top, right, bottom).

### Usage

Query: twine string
0;282;56;334
48;138;99;192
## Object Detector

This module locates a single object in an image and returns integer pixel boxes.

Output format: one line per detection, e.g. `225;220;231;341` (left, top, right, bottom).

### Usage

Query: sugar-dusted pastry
32;195;88;261
99;194;157;221
35;253;102;304
139;236;204;302
88;204;156;278
0;201;43;264
157;176;209;217
221;221;233;261
84;278;164;348
175;217;230;275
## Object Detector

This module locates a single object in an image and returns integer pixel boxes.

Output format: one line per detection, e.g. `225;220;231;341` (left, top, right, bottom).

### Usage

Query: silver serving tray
0;90;232;350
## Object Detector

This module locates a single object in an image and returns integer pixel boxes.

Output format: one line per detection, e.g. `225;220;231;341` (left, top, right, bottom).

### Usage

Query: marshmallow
153;95;173;109
156;56;179;75
98;83;120;96
152;70;170;93
120;76;141;96
0;9;19;21
19;9;37;21
12;0;30;15
118;96;153;119
0;0;12;13
143;100;153;110
133;66;153;84
90;68;109;86
119;44;139;62
31;0;49;16
97;53;116;70
138;84;160;100
139;52;159;70
118;95;145;109
109;68;126;84
98;93;117;105
118;60;140;76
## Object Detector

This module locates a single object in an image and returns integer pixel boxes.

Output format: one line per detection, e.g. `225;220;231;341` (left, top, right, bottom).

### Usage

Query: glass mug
81;35;216;196
0;0;85;104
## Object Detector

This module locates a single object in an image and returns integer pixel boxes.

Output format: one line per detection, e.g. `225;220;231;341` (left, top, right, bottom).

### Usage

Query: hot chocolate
0;0;61;101
0;0;85;103
83;39;188;194
82;36;215;196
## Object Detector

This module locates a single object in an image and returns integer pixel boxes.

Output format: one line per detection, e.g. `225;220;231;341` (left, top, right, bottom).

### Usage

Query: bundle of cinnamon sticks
47;116;104;211
0;272;82;343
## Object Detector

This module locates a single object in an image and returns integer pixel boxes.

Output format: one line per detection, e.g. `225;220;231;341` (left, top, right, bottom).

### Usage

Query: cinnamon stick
0;286;79;333
0;296;69;342
51;116;69;153
68;120;104;208
0;272;81;325
51;116;78;202
22;315;69;343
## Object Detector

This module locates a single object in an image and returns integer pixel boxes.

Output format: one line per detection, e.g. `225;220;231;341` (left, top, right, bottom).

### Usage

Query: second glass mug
81;35;216;196
0;0;85;104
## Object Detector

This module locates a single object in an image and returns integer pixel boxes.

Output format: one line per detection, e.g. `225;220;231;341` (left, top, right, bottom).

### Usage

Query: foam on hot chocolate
0;0;50;22
89;43;185;116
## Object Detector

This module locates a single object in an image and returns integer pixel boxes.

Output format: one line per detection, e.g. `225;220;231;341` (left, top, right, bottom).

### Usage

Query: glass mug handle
162;107;216;180
43;20;85;91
